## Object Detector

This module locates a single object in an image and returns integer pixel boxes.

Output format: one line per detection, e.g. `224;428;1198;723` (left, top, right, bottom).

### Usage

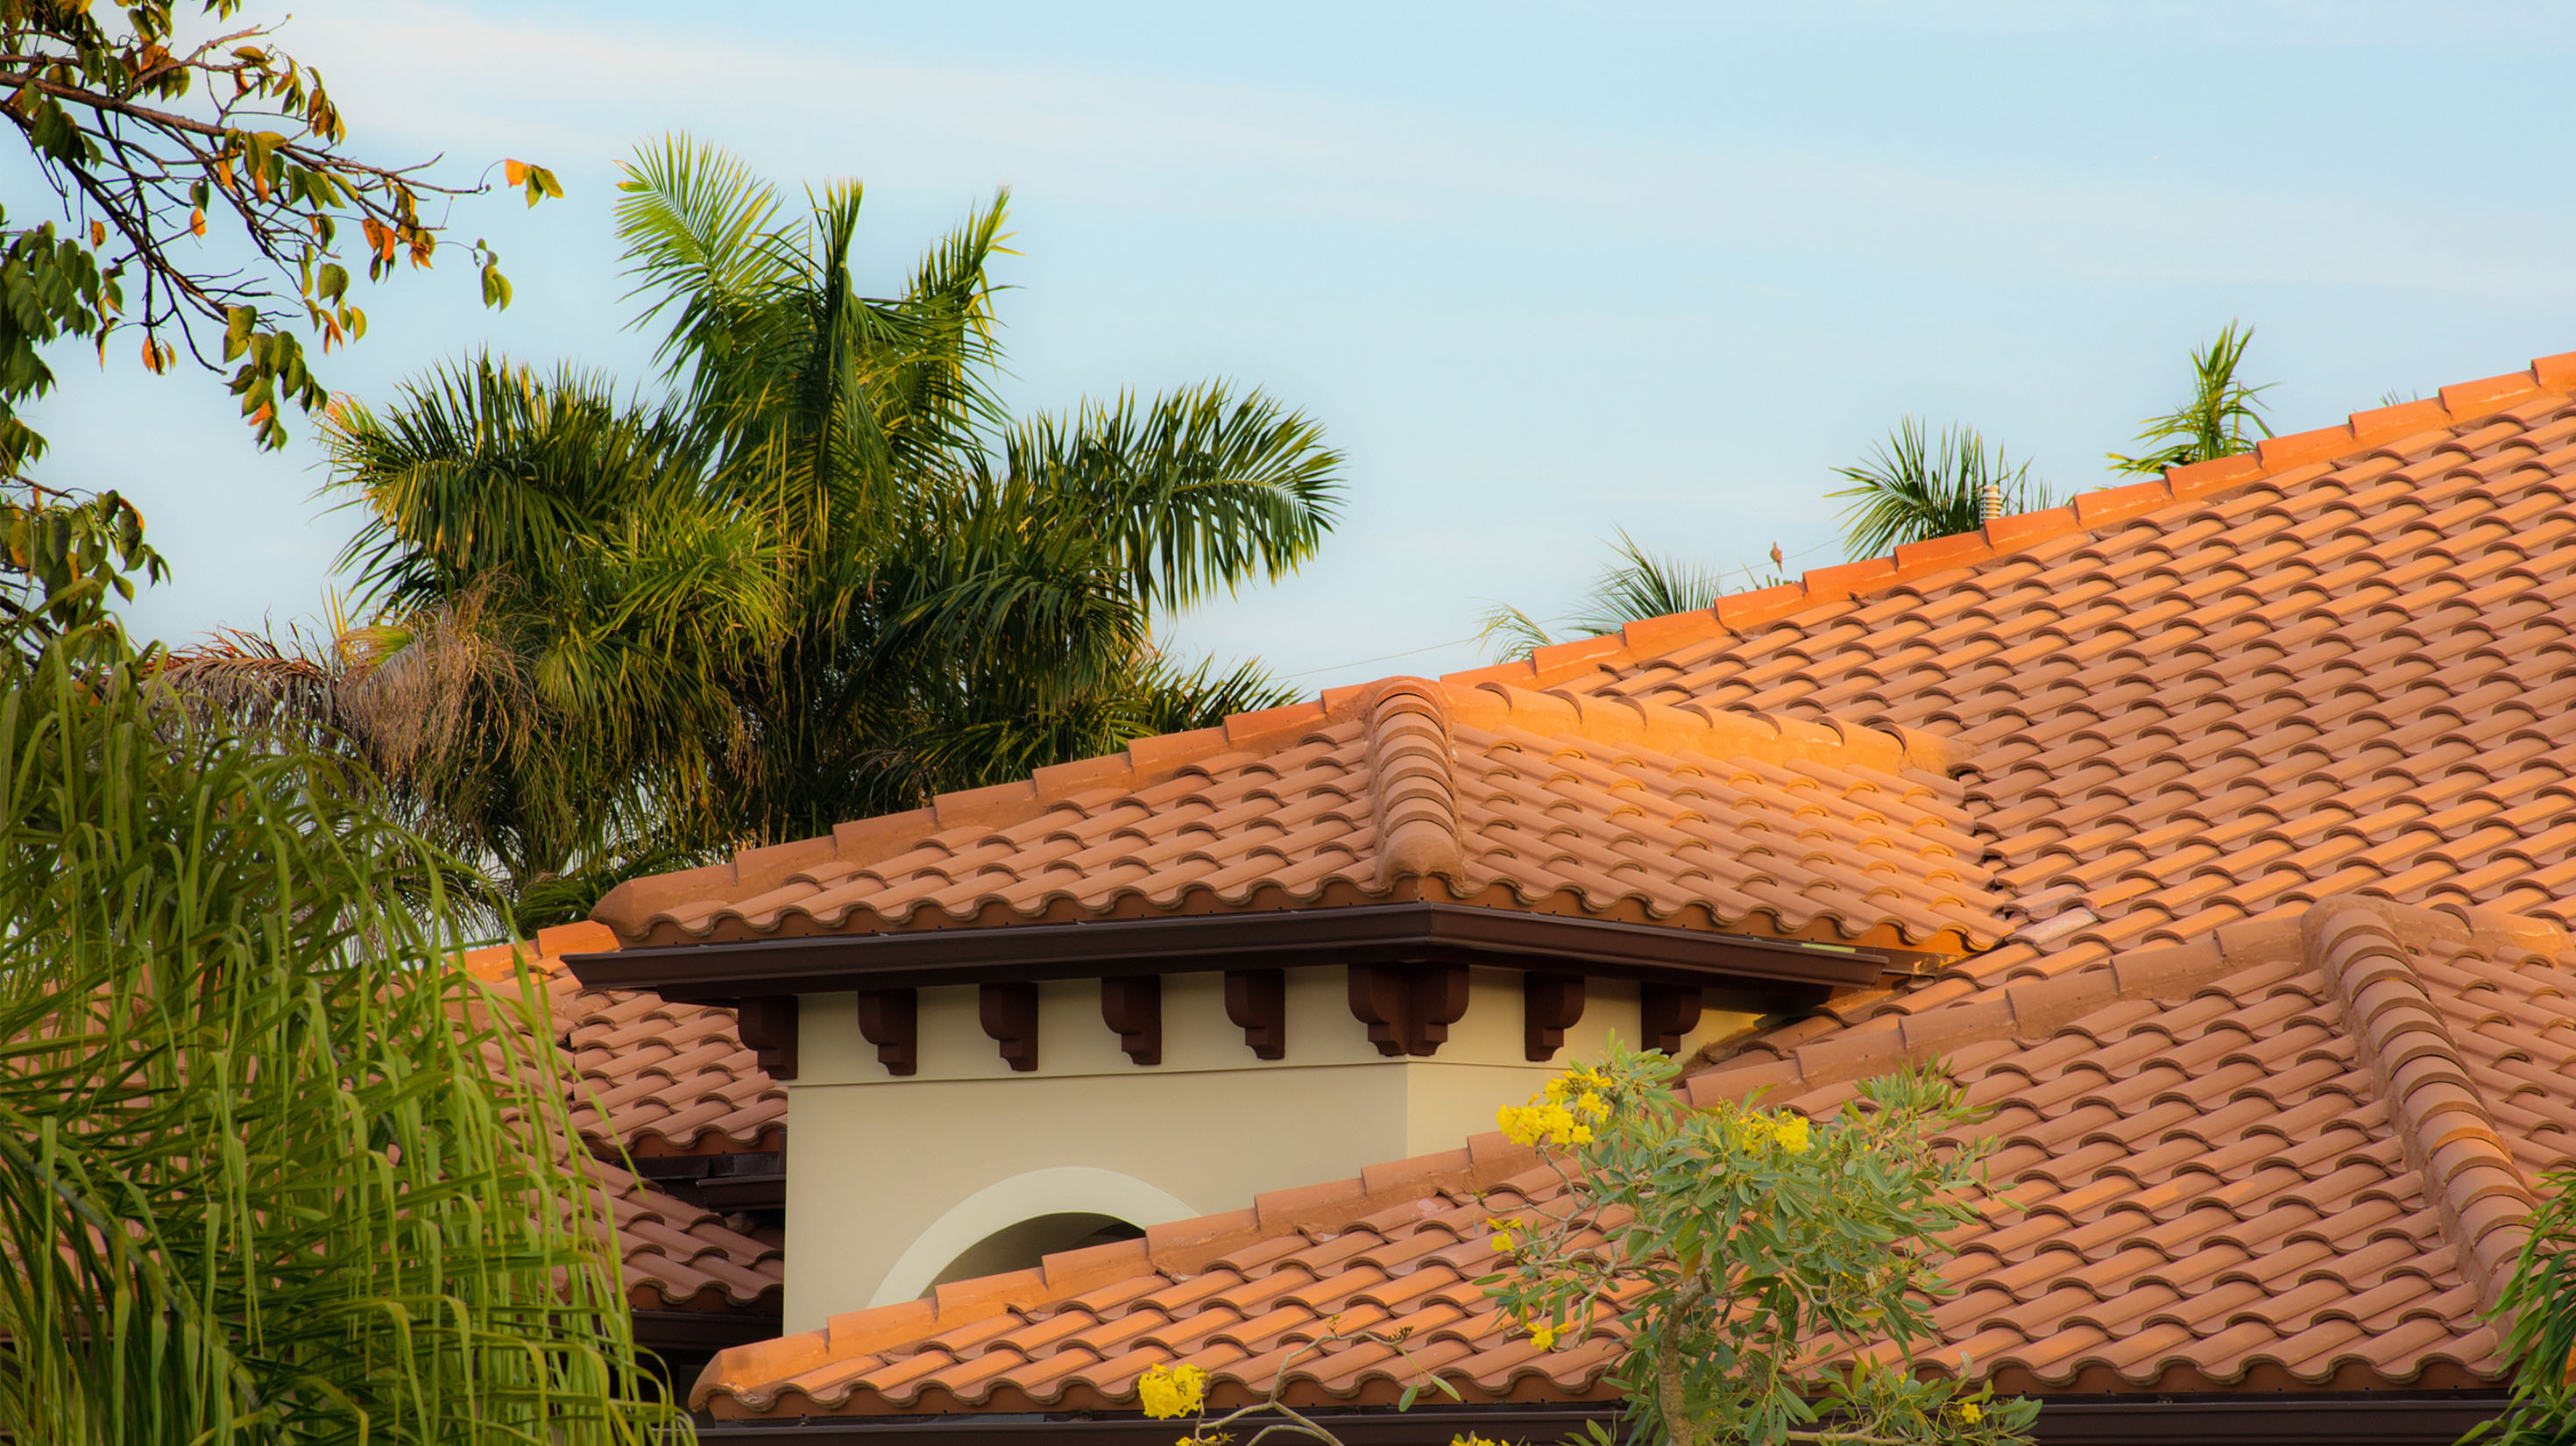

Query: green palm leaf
311;132;1343;872
2108;321;2274;477
1828;418;2054;559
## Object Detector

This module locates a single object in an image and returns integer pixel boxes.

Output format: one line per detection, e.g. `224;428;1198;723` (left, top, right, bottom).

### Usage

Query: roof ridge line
1680;918;2289;1106
459;919;619;981
1682;892;2576;1102
2304;895;2537;1320
1437;349;2576;696
1362;678;1463;886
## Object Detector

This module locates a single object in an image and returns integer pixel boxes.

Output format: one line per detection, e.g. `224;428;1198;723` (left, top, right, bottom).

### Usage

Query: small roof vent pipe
1981;480;2002;524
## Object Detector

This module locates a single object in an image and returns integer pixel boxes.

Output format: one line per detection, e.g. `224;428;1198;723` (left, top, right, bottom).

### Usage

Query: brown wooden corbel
1348;962;1470;1057
854;989;918;1076
732;996;800;1081
980;981;1040;1072
1100;975;1162;1066
1639;982;1704;1055
1524;972;1585;1061
1225;969;1286;1060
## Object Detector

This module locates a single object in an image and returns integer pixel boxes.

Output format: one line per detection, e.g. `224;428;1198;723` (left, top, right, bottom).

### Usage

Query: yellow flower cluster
1497;1071;1614;1148
1485;1215;1525;1252
1723;1107;1811;1156
1451;1435;1511;1446
1951;1400;1984;1424
1137;1364;1207;1419
1527;1321;1560;1350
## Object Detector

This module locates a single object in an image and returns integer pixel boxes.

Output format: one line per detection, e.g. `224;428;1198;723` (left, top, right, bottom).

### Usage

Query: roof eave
563;900;1893;1003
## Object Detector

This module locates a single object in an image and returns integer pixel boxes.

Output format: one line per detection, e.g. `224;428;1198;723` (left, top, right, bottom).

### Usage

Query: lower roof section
690;894;2570;1421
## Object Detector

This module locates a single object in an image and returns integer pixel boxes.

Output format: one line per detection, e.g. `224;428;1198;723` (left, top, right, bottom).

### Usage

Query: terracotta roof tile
469;923;787;1159
462;923;784;1319
692;896;2572;1417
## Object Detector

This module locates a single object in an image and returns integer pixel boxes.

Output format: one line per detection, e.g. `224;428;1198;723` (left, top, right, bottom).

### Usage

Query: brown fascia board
563;902;1888;1004
688;1395;2509;1446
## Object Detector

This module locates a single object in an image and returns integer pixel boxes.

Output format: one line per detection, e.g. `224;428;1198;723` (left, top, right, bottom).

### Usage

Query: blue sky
30;1;2576;684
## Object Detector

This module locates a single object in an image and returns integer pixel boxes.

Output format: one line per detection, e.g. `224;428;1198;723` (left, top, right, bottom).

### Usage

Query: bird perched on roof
1770;542;1785;567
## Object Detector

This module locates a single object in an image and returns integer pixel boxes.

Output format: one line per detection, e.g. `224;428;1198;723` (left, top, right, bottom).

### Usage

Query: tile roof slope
1500;351;2576;1042
592;679;2001;955
595;1152;783;1313
470;923;787;1159
690;894;2576;1417
461;925;784;1317
686;346;2576;1419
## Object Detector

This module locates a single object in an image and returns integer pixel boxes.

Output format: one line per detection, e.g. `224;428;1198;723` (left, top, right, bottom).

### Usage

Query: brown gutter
564;902;1890;1002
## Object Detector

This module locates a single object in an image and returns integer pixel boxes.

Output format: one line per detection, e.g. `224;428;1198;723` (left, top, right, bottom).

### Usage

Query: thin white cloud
280;0;2576;301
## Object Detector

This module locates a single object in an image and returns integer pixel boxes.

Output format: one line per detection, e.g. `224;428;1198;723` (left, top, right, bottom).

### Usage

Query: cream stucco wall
782;966;1752;1330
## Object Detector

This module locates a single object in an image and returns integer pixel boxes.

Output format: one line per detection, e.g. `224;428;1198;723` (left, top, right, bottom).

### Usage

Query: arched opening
925;1212;1147;1294
868;1166;1199;1307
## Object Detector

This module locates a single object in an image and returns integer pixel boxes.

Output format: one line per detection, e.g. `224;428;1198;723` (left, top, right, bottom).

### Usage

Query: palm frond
615;133;794;375
1475;600;1560;663
1567;529;1725;636
1128;654;1299;736
2107;321;2274;477
325;135;1341;860
1829;418;2055;558
1006;384;1345;612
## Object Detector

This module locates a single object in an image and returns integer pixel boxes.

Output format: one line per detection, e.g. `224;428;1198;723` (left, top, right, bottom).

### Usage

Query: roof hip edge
1362;678;1464;887
2304;896;2537;1320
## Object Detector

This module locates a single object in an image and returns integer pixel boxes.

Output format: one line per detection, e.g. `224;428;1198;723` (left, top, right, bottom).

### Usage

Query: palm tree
1827;418;2055;558
0;581;673;1441
219;136;1342;913
2107;321;2273;476
1476;530;1744;660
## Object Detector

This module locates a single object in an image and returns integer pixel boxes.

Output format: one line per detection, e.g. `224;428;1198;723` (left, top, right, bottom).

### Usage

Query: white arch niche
867;1166;1200;1308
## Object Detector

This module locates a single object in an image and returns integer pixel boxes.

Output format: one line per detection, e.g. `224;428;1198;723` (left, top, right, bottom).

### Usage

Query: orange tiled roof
551;971;785;1158
471;923;786;1159
597;1152;782;1312
679;346;2576;1415
592;679;1998;955
691;895;2572;1416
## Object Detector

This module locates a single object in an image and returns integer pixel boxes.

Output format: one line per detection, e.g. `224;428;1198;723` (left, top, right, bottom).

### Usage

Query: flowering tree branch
0;0;561;471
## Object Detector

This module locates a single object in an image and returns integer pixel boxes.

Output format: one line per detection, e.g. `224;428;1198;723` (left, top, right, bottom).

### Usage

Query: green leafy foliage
0;484;164;648
2106;321;2274;478
1485;1045;2038;1446
2466;1166;2576;1445
0;1;556;464
0;566;680;1442
1829;418;2056;559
